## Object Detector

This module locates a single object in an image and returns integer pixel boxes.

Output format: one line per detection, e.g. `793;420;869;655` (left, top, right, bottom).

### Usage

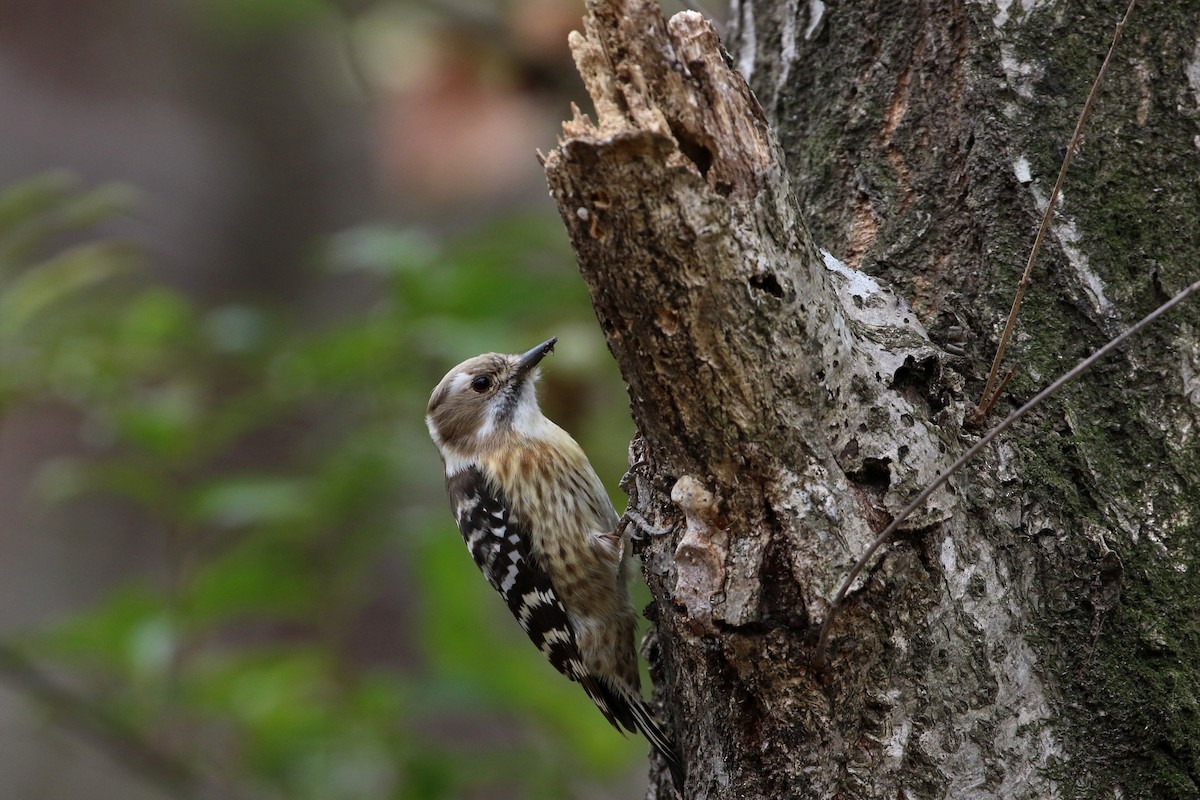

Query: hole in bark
848;457;891;493
749;271;784;298
758;536;811;630
892;355;947;412
669;122;714;177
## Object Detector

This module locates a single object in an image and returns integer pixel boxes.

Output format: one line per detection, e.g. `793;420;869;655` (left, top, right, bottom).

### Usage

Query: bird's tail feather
583;675;685;791
628;692;685;791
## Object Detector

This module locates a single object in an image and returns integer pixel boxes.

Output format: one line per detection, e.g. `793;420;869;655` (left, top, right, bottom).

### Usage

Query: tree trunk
542;0;1200;798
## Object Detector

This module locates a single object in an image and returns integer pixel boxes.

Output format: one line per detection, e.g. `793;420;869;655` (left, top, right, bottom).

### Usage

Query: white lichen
1025;186;1114;317
998;42;1042;100
992;0;1013;27
1186;36;1200;109
737;0;756;83
804;0;825;40
776;0;799;97
985;0;1051;28
822;248;883;299
1012;156;1032;184
821;248;956;525
1178;323;1200;430
931;531;1065;796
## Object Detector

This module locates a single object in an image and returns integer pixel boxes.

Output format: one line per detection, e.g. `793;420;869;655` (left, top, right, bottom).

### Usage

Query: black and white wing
444;466;685;786
445;467;589;681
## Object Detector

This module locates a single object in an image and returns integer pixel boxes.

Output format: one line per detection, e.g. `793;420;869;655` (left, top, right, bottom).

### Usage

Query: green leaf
111;382;203;459
0;172;76;242
32;456;179;512
203;304;272;355
0;241;138;337
327;227;439;277
118;289;196;350
187;475;313;528
126;612;177;680
35;585;165;668
199;0;331;36
185;540;318;622
0;173;137;268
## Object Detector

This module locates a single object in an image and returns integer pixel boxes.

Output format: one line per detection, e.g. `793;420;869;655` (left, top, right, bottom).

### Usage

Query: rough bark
543;0;1200;798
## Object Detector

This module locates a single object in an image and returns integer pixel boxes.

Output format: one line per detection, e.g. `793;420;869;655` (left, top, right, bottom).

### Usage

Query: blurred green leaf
111;383;204;459
0;172;76;231
0;173;138;269
118;289;196;351
33;457;179;512
186;542;318;623
329;227;439;277
198;0;332;36
35;585;167;669
187;476;313;529
0;242;137;336
127;612;177;680
203;305;273;355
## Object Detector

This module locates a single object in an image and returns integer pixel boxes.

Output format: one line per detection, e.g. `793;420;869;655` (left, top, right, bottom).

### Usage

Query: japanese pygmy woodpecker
425;337;683;786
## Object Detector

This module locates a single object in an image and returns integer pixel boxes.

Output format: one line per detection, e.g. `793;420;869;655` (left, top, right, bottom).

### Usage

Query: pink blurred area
377;1;582;209
0;0;585;295
378;33;556;209
0;0;590;797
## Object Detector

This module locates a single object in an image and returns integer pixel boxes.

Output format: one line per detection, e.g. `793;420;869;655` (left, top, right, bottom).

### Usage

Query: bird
425;336;684;788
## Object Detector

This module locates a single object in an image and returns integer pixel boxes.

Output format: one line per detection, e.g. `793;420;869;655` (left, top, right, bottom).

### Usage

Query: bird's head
426;337;558;467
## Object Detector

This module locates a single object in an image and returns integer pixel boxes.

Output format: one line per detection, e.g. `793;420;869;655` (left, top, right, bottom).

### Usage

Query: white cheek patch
425;414;442;447
477;406;498;439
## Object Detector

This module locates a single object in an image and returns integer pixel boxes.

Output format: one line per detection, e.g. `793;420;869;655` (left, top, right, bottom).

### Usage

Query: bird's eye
471;375;492;393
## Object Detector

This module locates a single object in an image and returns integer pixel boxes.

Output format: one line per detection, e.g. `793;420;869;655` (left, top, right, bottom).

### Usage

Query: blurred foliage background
0;0;671;797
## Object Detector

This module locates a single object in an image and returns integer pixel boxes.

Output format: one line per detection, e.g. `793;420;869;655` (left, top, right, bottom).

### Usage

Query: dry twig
971;0;1137;424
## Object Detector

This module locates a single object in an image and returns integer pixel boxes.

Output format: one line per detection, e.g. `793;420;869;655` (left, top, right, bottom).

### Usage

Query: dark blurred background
0;1;660;797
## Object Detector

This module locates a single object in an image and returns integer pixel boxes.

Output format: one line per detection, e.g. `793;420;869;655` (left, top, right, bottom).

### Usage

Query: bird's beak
513;337;557;381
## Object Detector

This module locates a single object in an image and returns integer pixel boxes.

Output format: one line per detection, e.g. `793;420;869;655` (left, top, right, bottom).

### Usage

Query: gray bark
543;0;1200;798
